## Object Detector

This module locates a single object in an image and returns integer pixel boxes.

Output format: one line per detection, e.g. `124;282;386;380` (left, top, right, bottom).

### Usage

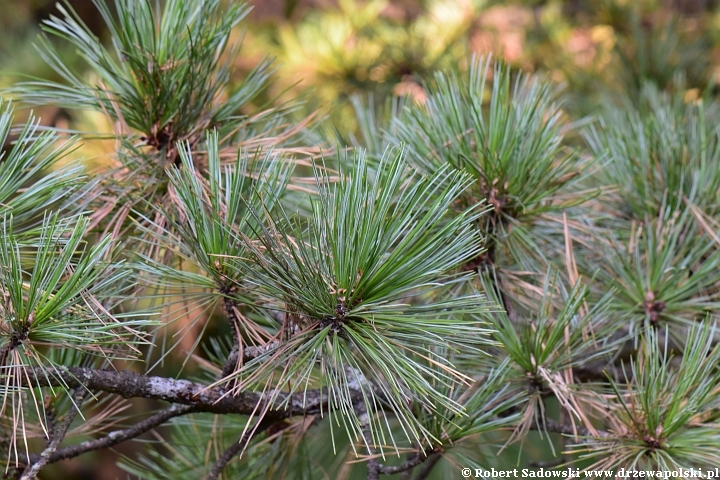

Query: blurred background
1;0;719;478
3;0;720;134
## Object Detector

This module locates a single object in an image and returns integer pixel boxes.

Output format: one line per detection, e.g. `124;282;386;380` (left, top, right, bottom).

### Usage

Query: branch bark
378;449;434;475
220;341;280;379
25;365;359;418
411;453;441;480
205;421;273;480
365;439;381;480
21;389;87;479
20;404;195;467
220;295;241;379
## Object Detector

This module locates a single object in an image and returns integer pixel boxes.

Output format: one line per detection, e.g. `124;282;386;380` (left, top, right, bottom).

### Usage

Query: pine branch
20;404;195;467
220;341;280;379
411;454;441;480
205;421;273;480
220;296;241;378
357;399;380;480
21;389;87;479
365;430;381;480
377;448;435;475
25;366;362;417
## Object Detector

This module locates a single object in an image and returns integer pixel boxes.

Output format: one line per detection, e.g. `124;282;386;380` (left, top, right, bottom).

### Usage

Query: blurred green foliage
3;0;718;130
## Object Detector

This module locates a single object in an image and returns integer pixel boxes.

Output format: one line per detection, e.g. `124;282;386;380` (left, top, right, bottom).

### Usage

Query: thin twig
378;449;433;475
366;438;381;480
220;341;280;379
398;452;421;479
220;296;241;379
400;466;414;480
356;400;381;480
205;421;272;480
412;453;441;480
21;404;195;466
21;389;87;479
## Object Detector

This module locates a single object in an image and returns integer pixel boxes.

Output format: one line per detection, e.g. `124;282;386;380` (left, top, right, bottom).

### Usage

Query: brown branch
366;446;381;480
205;421;273;480
25;365;358;418
20;404;195;467
220;341;280;379
17;365;606;475
21;389;87;479
411;453;441;480
400;461;415;480
377;449;435;476
220;295;241;379
16;361;355;469
355;399;380;480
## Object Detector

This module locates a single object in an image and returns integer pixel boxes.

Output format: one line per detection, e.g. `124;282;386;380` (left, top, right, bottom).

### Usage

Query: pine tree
2;1;720;479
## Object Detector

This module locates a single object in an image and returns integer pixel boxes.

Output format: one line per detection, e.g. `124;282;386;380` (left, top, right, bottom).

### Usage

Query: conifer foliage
2;1;720;479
